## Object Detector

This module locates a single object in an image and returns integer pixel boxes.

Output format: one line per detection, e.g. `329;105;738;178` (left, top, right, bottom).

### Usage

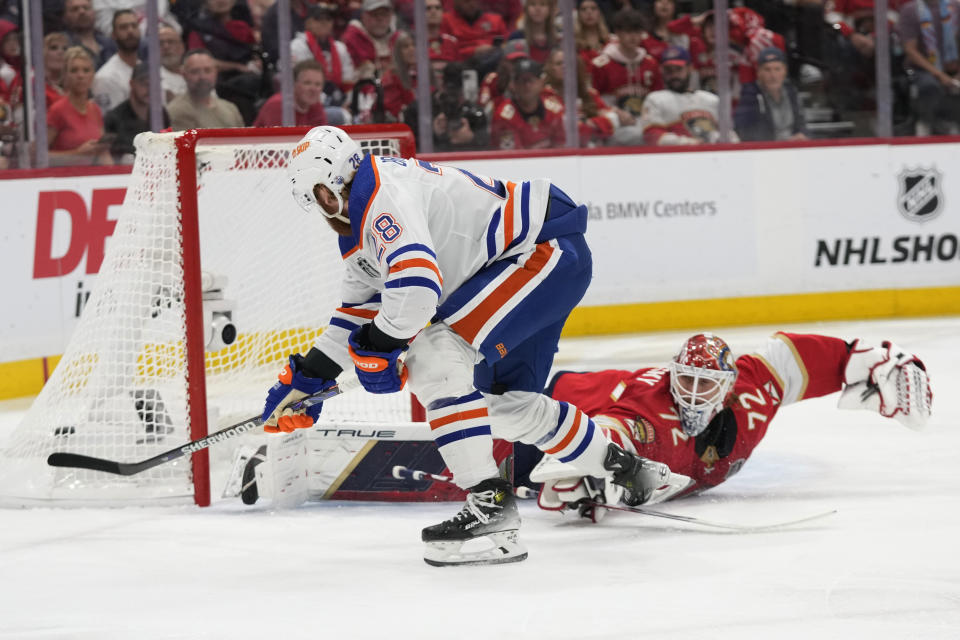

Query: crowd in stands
0;0;958;168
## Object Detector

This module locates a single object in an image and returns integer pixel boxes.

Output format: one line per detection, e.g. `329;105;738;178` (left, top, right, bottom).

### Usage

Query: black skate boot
421;478;527;567
603;443;675;506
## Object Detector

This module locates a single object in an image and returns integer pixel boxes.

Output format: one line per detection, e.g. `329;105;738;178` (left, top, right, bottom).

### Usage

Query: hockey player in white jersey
260;126;676;566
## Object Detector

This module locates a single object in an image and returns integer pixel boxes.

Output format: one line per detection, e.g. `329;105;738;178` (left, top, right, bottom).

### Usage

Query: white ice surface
1;317;958;640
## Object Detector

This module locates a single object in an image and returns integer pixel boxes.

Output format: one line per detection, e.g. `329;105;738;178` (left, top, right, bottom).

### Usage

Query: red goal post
0;125;420;507
175;126;418;506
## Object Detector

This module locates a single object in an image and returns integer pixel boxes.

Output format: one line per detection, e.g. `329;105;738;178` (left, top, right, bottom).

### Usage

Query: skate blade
423;530;528;567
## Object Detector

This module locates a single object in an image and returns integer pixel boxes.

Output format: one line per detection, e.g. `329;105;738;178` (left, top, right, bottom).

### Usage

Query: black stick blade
47;452;127;475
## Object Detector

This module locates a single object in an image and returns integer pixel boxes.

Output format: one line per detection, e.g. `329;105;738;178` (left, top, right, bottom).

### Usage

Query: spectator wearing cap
62;0;116;69
542;47;621;146
253;59;329;127
341;0;400;80
158;24;186;103
104;62;171;164
491;56;565;149
590;8;662;118
92;9;141;114
638;45;732;146
441;0;509;73
478;39;528;112
167;49;244;130
291;3;356;105
48;46;113;166
670;7;785;93
734;46;808;142
508;0;558;64
898;0;960;135
574;0;611;65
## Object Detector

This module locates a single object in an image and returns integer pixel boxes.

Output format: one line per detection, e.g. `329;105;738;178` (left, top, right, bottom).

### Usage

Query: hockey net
0;125;419;507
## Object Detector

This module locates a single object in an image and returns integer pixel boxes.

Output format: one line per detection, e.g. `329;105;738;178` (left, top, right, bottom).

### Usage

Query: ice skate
422;478;527;567
603;443;677;505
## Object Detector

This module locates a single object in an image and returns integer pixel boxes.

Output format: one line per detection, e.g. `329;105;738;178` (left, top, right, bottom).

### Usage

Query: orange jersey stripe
336;307;378;319
450;241;554;344
389;258;443;284
544;408;585;455
429;408;489;430
503;181;517;249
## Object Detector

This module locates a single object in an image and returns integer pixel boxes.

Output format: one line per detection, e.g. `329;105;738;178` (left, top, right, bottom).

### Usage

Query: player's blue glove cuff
261;354;336;432
348;327;408;394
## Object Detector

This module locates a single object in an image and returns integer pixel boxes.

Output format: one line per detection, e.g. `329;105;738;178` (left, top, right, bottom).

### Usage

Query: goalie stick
47;378;362;476
392;465;837;533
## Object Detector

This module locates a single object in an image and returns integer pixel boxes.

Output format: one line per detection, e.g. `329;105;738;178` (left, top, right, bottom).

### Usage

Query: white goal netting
0;128;416;506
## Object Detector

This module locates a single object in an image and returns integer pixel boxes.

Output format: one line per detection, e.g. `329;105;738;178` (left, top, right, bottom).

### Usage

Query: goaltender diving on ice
257;125;676;567
532;331;933;521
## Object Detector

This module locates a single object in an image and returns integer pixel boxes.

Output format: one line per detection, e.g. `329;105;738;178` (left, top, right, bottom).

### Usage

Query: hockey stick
590;503;839;533
47;378;362;476
393;465;837;532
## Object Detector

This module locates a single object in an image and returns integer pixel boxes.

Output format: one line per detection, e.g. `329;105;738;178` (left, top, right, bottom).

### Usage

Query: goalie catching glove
261;354;336;433
348;324;409;394
838;340;932;430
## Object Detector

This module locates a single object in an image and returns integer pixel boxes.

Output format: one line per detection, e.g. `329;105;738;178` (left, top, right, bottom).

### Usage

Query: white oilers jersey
314;155;550;370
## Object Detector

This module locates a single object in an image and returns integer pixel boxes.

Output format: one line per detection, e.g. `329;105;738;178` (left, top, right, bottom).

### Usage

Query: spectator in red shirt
0;19;18;103
47;46;112;166
590;8;662;117
492;57;565;149
341;0;400;80
291;3;356;106
508;0;558;64
644;0;708;67
427;0;458;85
443;0;524;31
478;39;529;114
253;60;328;127
441;0;509;74
381;31;418;120
542;48;621;146
575;0;611;65
43;32;69;108
671;8;785;93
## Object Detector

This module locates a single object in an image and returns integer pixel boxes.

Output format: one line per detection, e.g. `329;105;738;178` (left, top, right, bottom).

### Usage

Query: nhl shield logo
897;167;943;223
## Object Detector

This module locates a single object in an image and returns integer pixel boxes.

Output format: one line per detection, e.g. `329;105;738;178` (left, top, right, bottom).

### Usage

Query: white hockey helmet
668;333;738;437
288;126;363;224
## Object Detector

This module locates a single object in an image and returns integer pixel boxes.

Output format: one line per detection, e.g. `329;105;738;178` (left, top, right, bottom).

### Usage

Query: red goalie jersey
548;333;852;492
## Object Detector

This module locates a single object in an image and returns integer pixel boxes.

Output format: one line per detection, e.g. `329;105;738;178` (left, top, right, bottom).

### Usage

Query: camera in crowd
431;62;488;150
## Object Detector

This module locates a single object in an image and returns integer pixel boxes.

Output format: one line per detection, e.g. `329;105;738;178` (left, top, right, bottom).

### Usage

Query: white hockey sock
427;391;500;488
533;401;610;477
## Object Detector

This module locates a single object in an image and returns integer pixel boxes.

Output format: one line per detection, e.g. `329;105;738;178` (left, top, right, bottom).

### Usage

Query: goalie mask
669;333;738;437
288;125;363;224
